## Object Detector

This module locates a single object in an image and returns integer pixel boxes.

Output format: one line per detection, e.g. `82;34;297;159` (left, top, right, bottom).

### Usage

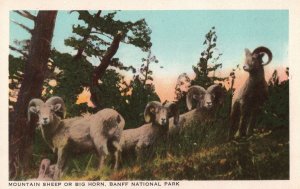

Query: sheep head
28;96;66;127
144;101;179;127
102;114;123;138
186;84;224;111
243;46;273;73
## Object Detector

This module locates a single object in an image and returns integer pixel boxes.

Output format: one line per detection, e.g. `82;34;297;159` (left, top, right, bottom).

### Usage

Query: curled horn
27;98;44;123
144;101;161;123
207;84;225;105
165;102;179;125
252;46;273;66
186;85;206;110
45;96;66;119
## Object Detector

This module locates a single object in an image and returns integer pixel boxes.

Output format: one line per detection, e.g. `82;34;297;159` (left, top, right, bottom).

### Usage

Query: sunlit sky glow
10;10;288;101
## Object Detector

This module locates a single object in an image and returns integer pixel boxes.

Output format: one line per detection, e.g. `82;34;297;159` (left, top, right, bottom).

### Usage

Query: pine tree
125;51;160;128
64;11;152;109
175;27;226;112
192;27;226;88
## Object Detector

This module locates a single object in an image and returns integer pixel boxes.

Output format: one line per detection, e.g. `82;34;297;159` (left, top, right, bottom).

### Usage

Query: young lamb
28;96;125;179
119;101;179;157
169;84;224;133
27;159;55;181
228;46;272;139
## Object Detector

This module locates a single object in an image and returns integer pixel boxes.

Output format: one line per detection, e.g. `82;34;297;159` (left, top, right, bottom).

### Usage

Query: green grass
57;118;288;180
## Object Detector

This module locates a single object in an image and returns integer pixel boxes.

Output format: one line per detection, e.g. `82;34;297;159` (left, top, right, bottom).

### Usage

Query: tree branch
11;19;33;34
73;10;102;60
9;45;28;58
90;31;113;40
90;31;123;107
14;11;36;21
93;31;123;82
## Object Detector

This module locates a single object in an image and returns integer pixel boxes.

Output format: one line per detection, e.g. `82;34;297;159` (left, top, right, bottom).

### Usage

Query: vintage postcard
1;0;300;189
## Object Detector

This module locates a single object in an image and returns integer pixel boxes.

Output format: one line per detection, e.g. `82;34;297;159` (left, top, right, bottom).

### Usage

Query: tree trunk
9;11;57;179
90;32;123;108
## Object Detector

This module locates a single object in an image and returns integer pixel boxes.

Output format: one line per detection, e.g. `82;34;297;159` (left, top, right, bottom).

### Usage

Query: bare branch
11;19;33;34
9;45;28;58
14;10;36;21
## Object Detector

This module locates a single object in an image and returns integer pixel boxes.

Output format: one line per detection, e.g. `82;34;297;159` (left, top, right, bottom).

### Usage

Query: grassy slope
61;119;289;181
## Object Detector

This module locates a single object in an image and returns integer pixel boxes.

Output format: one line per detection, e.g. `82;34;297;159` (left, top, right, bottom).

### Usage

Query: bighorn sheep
169;84;224;133
27;159;55;181
119;101;179;157
28;96;125;179
228;46;272;139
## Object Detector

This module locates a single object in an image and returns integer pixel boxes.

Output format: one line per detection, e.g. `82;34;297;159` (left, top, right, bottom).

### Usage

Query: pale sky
10;10;288;101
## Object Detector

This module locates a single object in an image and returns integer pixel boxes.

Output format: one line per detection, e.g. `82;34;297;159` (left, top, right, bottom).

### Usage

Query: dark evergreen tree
125;51;160;128
259;69;289;132
175;27;227;113
64;11;152;110
192;27;226;88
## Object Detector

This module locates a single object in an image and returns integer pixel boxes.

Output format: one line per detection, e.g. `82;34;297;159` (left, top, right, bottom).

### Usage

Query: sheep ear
52;104;62;112
144;115;151;123
28;106;39;123
193;94;201;99
207;84;225;105
29;106;39;114
144;109;155;123
186;98;193;111
144;107;155;123
187;95;198;111
245;48;251;55
166;103;179;125
245;48;252;58
144;101;160;123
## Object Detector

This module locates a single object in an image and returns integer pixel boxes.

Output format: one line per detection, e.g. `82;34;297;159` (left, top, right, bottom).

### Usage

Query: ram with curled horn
169;84;225;133
228;46;272;139
116;101;179;160
28;96;125;179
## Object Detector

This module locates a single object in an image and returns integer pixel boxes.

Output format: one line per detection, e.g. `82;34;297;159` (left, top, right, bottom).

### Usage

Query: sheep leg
246;111;256;136
54;147;67;180
97;151;106;170
92;135;109;170
236;105;250;138
135;142;147;162
228;102;240;139
113;150;120;170
237;114;250;138
112;141;121;170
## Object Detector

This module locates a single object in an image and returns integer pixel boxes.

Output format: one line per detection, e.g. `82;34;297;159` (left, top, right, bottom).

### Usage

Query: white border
1;0;300;188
